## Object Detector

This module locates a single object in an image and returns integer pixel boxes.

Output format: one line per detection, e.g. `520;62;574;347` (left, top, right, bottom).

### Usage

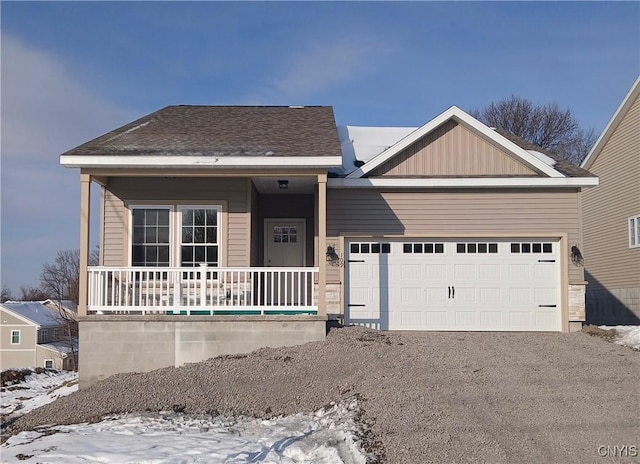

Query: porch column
78;174;91;316
317;174;327;316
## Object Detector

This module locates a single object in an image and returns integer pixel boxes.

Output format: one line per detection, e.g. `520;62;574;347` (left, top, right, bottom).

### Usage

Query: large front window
130;205;220;267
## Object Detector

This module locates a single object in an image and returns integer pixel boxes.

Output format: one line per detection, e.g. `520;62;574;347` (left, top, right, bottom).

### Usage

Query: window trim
10;330;20;345
128;204;223;267
44;359;54;369
630;215;640;249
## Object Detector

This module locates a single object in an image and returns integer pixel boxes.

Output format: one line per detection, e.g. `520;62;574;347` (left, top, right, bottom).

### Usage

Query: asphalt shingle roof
495;128;595;178
63;105;342;158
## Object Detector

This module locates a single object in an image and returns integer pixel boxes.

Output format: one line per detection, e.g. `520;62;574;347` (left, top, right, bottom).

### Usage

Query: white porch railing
87;265;318;315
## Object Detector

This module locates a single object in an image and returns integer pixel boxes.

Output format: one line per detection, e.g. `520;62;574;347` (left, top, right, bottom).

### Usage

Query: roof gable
369;119;539;177
1;302;63;328
581;75;640;170
347;106;565;179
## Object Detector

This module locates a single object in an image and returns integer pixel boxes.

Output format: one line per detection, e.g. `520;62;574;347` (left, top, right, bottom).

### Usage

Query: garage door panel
425;264;447;279
479;264;501;279
509;288;532;304
400;287;422;304
479;287;501;303
480;311;502;329
454;264;476;279
508;264;531;280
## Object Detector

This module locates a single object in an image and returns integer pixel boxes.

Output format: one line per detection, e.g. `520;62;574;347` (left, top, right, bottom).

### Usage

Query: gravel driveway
7;326;640;463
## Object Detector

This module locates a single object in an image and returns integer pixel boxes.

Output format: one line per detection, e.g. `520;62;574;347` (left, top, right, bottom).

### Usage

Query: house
581;76;640;324
60;105;598;386
0;301;78;370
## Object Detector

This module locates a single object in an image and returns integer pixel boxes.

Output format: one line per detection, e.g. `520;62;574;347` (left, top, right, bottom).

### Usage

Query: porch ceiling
252;176;317;194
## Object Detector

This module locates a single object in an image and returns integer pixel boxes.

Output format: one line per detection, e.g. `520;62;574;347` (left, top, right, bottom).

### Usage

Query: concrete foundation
78;315;327;387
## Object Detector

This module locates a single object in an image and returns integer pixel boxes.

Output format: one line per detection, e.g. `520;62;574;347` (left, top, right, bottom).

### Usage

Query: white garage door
345;239;561;331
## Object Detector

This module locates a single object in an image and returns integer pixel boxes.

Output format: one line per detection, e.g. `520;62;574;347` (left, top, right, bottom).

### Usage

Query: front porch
88;265;319;315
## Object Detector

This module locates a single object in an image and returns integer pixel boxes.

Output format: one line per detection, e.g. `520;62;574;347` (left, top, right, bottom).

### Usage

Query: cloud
246;35;389;104
1;34;136;292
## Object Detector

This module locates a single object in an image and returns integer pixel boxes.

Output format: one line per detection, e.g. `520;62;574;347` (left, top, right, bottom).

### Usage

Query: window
273;226;296;244
456;243;498;254
403;243;445;254
511;242;553;254
11;330;20;344
630;215;640;248
53;328;61;340
180;207;219;267
350;242;391;254
130;206;221;267
132;208;170;266
44;359;54;369
38;329;49;343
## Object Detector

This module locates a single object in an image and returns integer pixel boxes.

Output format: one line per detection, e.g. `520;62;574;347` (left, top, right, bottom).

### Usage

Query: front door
265;219;306;305
265;219;306;267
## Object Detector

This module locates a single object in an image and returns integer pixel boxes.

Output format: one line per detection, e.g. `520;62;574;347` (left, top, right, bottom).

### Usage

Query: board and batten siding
102;177;250;267
370;120;538;177
582;92;640;291
327;188;584;283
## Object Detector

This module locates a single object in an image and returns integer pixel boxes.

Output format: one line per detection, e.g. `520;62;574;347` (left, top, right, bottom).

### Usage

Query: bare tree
1;286;13;302
19;286;49;301
471;96;597;164
39;247;99;371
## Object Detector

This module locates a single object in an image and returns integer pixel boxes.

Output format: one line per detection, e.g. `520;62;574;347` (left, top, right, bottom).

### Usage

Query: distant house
581;76;640;324
0;301;78;370
61;105;598;386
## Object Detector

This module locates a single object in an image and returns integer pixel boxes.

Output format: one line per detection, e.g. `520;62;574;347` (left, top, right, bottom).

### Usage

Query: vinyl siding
370;120;538;177
103;177;250;267
582;93;640;291
327;188;583;283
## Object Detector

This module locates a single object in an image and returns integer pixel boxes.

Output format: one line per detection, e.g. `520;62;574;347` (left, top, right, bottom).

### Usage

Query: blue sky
1;1;639;295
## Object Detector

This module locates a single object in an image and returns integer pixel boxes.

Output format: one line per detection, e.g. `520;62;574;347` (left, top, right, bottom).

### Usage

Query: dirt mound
4;326;640;464
581;324;618;340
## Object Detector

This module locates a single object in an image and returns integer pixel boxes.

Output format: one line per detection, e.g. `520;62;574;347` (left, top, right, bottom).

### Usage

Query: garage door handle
452;286;455;298
348;260;365;263
448;286;451;298
538;304;557;307
538;259;556;263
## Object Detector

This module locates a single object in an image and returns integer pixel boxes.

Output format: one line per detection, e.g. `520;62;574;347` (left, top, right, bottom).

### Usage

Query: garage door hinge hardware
538;259;556;263
348;304;366;307
538;304;557;307
348;259;365;263
448;286;455;298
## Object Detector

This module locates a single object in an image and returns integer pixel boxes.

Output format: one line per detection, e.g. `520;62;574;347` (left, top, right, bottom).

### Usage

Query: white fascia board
60;155;343;169
581;75;640;170
328;177;599;189
347;106;565;179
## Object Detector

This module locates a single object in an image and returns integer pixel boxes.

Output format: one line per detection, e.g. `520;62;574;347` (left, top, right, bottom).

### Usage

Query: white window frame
128;204;222;267
44;359;54;369
10;330;20;345
630;214;640;249
177;205;221;268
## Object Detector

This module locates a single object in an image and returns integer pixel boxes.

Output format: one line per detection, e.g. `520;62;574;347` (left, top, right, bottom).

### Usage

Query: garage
345;239;561;331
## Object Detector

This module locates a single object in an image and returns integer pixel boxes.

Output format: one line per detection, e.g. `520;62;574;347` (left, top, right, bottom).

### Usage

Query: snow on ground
1;399;368;464
2;369;367;463
1;369;78;421
599;325;640;350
